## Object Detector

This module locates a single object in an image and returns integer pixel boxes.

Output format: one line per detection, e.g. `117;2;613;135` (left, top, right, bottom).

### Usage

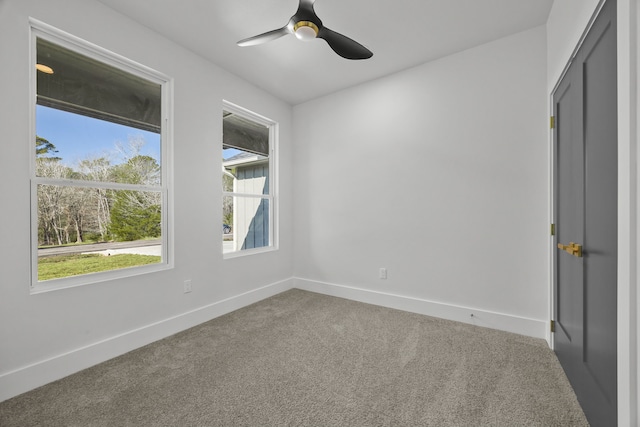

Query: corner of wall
293;278;548;340
0;277;294;403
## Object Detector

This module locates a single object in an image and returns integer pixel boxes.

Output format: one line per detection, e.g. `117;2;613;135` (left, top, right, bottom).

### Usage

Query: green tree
112;155;160;185
36;136;61;160
109;191;161;241
109;155;161;241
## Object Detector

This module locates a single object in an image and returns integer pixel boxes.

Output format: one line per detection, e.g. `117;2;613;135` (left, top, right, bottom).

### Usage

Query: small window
222;103;277;255
31;22;172;291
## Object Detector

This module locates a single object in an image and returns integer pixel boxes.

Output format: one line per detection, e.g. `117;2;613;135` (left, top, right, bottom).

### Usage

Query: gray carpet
0;289;588;426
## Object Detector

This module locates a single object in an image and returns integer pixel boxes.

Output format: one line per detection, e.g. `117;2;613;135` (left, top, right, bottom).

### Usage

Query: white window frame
222;100;278;258
29;19;174;293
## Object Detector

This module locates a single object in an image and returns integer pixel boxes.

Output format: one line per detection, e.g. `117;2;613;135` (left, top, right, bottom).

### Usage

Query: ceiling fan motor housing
237;0;373;60
293;21;319;40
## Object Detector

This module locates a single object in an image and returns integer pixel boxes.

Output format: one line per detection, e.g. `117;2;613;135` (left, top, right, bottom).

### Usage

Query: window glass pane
222;109;269;196
223;195;235;253
36;105;161;185
32;32;168;287
223;146;269;195
223;196;270;253
36;37;161;132
235;197;269;250
37;185;162;281
222;106;274;255
222;110;269;156
37;184;162;244
239;197;269;250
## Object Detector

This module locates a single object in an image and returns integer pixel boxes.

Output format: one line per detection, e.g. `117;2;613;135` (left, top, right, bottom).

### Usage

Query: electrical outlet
379;268;387;279
183;280;192;293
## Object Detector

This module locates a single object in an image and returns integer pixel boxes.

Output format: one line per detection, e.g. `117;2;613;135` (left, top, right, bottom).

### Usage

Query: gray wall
0;0;294;401
292;26;549;336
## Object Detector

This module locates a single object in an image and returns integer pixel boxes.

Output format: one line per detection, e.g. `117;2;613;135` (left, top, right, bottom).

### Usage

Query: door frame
549;0;607;351
548;0;639;424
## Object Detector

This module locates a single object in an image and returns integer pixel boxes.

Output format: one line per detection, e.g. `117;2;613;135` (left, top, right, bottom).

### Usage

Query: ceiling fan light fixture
237;0;373;60
36;63;54;74
294;21;319;41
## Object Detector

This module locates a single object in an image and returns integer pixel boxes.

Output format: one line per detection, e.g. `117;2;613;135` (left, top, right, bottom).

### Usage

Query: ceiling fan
237;0;373;60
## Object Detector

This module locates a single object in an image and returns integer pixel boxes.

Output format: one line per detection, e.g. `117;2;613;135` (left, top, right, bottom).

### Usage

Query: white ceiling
96;0;554;105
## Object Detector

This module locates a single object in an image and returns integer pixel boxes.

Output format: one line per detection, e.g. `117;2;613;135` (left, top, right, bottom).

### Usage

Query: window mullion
222;101;276;256
33;176;162;192
30;20;172;292
223;191;271;199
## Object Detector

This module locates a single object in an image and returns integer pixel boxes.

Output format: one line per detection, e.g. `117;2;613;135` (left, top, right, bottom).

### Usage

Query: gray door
553;1;617;426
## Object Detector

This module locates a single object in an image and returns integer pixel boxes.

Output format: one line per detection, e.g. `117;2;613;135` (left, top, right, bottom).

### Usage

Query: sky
37;104;246;165
223;147;241;161
36;105;161;167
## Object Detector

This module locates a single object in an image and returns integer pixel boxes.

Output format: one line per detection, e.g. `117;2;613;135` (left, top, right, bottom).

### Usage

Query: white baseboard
0;278;293;403
293;277;548;340
1;277;549;403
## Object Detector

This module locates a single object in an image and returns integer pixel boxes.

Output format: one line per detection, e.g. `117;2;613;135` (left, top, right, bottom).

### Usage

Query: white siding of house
234;164;269;250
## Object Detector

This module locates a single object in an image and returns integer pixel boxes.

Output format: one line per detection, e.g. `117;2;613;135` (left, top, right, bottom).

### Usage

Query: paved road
38;239;162;257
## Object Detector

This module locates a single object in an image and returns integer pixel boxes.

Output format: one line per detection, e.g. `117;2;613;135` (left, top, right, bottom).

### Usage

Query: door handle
557;242;583;258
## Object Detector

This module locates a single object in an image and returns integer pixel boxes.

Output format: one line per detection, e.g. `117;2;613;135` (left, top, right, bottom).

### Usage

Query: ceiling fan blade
317;27;373;60
299;0;316;8
237;26;290;47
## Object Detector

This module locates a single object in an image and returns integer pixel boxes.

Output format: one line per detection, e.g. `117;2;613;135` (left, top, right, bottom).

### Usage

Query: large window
31;21;172;291
222;102;277;256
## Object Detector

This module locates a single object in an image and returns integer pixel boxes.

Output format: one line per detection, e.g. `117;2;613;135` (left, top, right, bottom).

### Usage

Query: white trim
29;21;39;293
32;178;163;192
293;278;548;339
0;276;554;403
223;191;272;199
161;75;174;271
30;262;173;295
29;18;170;85
223;155;267;168
222;101;276;128
270;121;279;251
549;1;608;98
548;90;557;349
222;245;279;259
222;100;278;258
618;0;639;425
29;20;175;293
0;278;294;403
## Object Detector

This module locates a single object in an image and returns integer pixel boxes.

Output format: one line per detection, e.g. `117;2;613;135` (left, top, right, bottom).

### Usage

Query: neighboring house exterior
223;152;269;251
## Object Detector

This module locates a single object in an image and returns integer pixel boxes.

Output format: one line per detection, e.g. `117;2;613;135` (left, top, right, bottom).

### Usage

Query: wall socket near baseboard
379;268;387;279
183;279;192;293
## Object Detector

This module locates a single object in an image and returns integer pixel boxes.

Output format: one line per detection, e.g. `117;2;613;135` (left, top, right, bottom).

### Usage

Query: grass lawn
38;253;161;281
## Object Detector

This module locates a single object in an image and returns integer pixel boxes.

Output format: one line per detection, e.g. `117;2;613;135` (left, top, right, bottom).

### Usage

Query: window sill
30;262;173;294
223;245;278;260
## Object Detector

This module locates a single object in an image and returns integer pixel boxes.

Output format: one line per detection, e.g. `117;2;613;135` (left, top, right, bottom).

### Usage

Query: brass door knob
557;242;583;258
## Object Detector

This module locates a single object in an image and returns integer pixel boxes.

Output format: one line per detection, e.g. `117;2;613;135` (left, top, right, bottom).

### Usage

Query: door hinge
550;116;555;129
550;223;555;236
550;320;556;333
